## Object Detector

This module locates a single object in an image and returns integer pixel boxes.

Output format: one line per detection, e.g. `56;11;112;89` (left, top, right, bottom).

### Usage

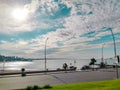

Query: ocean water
0;59;118;71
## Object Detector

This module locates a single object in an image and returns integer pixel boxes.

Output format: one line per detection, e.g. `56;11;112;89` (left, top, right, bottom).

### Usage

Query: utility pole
45;38;49;71
101;43;105;63
110;29;119;79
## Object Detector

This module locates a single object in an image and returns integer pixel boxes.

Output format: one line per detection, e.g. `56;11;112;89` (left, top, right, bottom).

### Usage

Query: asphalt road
0;70;119;90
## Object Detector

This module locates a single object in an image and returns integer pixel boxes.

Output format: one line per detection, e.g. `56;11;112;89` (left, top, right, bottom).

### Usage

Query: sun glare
12;8;29;21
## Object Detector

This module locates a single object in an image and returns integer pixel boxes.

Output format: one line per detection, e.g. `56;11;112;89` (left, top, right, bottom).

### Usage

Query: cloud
1;0;119;34
0;0;120;58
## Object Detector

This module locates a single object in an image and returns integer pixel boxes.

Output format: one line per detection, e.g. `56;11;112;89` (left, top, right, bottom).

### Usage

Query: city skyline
0;0;120;59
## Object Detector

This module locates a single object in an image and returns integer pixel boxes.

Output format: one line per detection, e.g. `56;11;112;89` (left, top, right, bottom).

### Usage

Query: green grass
49;79;120;90
15;79;120;90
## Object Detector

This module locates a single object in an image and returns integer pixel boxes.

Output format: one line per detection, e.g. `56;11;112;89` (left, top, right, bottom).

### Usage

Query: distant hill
0;55;32;62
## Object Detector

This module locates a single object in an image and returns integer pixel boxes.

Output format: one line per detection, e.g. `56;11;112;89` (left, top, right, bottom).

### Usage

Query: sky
0;0;120;60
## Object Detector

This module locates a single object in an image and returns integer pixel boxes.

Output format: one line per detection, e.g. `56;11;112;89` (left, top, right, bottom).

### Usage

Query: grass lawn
51;79;120;90
15;79;120;90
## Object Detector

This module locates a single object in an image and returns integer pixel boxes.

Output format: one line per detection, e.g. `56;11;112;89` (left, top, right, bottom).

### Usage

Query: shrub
25;85;41;90
26;86;32;90
43;84;52;89
33;85;40;90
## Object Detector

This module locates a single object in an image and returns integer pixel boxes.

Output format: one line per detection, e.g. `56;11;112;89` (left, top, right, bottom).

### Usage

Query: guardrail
0;69;76;76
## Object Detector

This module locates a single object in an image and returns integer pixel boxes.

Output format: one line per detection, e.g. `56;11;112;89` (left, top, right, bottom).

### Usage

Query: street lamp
45;38;49;71
101;43;105;63
110;30;117;57
110;28;119;79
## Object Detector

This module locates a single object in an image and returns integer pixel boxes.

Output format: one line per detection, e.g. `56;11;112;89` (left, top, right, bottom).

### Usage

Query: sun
12;8;29;21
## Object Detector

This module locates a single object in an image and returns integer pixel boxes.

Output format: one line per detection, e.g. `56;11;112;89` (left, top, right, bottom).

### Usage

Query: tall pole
110;29;119;79
45;38;49;71
101;43;105;63
110;30;117;57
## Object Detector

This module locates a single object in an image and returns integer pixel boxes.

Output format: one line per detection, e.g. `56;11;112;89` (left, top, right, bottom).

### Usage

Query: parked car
69;66;77;71
81;65;90;70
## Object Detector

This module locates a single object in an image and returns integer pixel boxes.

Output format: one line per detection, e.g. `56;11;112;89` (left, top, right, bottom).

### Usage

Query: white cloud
0;0;60;34
0;0;119;35
0;0;120;58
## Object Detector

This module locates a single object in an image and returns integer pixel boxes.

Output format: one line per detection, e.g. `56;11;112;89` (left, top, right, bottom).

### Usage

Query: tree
89;58;96;70
63;63;68;70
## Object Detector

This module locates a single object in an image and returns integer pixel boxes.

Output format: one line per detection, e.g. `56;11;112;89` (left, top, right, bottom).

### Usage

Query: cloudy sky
0;0;120;59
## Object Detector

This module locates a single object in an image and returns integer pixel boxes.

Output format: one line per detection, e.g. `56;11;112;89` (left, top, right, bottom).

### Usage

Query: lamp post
110;29;119;79
101;43;105;63
110;30;117;57
45;38;49;71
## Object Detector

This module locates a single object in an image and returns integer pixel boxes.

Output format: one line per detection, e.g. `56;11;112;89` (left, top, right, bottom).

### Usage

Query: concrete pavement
0;70;119;90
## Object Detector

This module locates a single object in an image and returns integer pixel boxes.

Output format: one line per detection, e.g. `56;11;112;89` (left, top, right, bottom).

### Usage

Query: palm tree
63;63;68;70
89;58;96;71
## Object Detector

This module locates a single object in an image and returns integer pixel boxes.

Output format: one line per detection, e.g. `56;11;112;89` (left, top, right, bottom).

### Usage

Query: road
0;70;119;90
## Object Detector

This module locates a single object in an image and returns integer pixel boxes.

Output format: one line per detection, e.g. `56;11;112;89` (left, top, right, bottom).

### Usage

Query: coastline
0;70;21;73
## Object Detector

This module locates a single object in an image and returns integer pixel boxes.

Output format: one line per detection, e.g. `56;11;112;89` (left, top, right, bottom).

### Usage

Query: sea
0;58;119;71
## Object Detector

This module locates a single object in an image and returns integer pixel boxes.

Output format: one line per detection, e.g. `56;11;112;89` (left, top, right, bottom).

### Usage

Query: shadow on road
48;74;67;84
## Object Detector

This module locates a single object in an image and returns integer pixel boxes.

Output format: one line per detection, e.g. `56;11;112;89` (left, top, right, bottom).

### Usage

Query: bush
25;85;40;90
33;85;40;90
25;85;52;90
21;68;25;71
43;84;52;89
26;86;32;90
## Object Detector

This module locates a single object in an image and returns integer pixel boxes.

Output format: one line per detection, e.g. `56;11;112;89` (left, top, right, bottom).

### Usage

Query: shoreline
0;70;21;73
